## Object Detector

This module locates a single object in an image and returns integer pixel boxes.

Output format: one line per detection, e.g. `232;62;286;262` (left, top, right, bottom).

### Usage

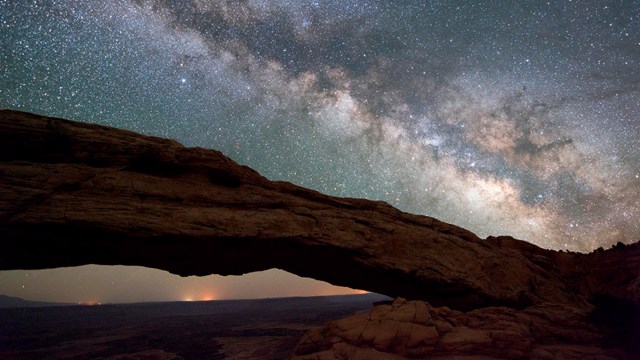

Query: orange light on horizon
182;292;218;302
350;289;369;294
201;293;217;301
78;300;101;306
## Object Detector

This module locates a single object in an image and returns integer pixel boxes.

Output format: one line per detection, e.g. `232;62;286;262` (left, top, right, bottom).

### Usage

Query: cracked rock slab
292;298;635;359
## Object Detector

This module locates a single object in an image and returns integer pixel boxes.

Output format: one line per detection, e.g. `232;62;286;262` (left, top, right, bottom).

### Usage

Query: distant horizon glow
0;266;366;304
1;0;638;303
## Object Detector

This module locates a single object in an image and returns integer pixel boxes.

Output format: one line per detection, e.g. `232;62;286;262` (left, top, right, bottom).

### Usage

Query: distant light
201;294;217;301
79;301;100;306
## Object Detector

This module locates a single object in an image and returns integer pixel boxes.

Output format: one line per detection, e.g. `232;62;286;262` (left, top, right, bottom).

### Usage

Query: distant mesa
1;109;638;359
0;294;72;308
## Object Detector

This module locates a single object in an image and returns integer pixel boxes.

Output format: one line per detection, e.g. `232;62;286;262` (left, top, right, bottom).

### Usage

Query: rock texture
292;298;637;360
1;110;639;358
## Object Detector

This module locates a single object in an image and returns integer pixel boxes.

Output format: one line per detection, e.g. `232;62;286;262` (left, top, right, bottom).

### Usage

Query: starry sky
1;0;639;303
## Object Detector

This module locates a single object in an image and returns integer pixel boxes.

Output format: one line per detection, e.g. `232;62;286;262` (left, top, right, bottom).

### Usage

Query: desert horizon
0;266;368;305
0;292;390;359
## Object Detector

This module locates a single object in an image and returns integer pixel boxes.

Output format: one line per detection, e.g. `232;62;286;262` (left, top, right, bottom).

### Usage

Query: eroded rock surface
292;298;637;360
1;110;639;358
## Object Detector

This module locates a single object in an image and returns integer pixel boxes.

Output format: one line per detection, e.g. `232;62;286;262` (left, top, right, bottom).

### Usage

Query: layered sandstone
0;110;638;358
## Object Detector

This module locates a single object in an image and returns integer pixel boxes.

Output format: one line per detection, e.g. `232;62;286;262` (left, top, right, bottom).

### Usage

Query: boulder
292;298;633;359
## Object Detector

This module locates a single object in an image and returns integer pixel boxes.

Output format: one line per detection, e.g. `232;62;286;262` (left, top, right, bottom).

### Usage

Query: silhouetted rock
0;110;638;358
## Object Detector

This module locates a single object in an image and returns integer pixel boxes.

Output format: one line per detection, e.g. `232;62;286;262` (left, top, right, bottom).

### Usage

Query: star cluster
1;0;639;301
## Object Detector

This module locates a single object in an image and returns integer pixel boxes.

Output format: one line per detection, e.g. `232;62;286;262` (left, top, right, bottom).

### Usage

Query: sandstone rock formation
292;297;637;360
1;110;639;358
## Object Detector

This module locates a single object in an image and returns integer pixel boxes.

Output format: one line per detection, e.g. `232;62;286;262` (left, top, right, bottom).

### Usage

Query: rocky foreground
292;297;637;359
1;110;638;359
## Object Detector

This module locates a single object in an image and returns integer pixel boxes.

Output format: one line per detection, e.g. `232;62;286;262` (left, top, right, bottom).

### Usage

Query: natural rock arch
1;110;638;313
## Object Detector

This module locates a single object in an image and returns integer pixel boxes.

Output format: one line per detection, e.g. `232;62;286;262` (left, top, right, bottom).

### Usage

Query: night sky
1;0;639;303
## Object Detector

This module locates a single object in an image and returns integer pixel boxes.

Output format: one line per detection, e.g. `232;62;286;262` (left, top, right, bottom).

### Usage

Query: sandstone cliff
1;110;638;358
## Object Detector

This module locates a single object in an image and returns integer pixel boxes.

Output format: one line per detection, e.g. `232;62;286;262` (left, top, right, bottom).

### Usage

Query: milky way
1;1;639;301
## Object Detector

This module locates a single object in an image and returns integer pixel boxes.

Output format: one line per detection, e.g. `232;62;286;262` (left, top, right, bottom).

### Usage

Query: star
0;0;638;303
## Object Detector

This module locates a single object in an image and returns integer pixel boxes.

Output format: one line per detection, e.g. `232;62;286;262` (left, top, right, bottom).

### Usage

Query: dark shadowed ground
0;293;389;360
